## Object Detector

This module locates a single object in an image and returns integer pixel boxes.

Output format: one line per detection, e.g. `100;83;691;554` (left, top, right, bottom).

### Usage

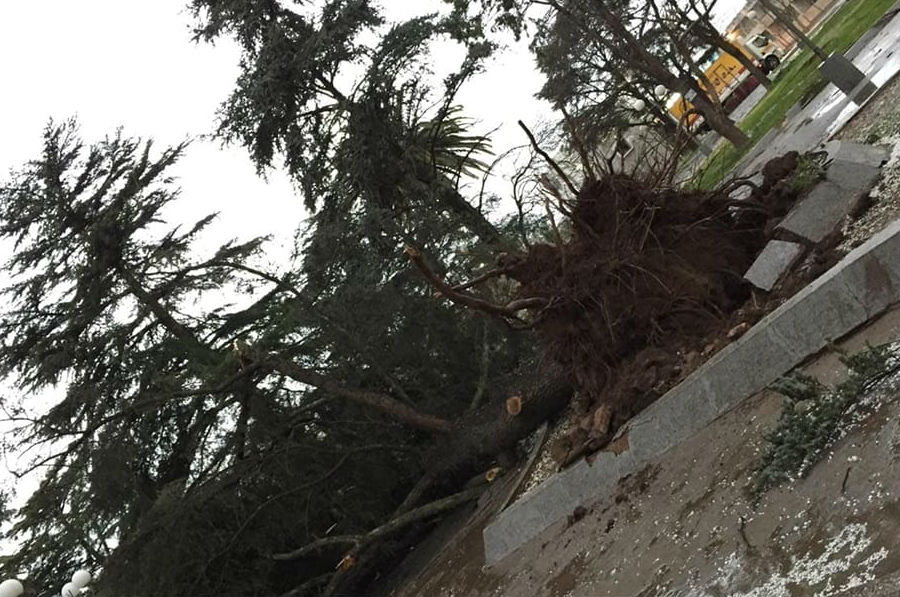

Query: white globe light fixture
0;579;25;597
747;9;757;18
632;99;646;112
62;582;78;597
71;570;91;589
654;84;668;99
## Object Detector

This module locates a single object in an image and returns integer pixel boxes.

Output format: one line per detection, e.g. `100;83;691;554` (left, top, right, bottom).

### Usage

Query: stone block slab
819;53;877;101
821;140;890;168
744;240;805;291
483;219;900;566
777;148;884;244
777;156;881;243
826;159;882;192
777;180;855;242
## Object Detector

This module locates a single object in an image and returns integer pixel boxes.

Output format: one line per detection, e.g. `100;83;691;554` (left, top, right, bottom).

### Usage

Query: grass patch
752;342;900;499
693;0;897;189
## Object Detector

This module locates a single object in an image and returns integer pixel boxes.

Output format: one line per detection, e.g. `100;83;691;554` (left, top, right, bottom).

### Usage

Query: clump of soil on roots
499;169;795;466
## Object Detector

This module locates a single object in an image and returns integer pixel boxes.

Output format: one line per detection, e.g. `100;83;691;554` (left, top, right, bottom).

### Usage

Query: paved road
737;7;900;177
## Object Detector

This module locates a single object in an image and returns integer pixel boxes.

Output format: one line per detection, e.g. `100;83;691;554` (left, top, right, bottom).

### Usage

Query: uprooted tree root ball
503;177;764;442
410;159;811;467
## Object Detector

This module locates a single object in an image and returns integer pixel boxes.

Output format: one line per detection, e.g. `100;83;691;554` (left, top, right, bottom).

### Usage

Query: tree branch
271;483;485;562
404;245;547;319
265;356;452;434
517;120;580;197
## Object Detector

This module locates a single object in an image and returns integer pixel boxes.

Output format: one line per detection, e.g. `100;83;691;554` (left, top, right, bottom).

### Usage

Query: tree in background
513;0;750;147
531;4;691;159
657;0;774;89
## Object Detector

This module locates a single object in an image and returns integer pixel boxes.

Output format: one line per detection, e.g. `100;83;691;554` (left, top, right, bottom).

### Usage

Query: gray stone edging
483;219;900;565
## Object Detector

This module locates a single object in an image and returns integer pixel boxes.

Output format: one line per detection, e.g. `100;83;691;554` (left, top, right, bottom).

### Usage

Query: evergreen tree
0;120;522;596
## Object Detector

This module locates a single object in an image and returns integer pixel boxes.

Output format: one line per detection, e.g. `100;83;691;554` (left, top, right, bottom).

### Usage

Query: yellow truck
667;34;782;129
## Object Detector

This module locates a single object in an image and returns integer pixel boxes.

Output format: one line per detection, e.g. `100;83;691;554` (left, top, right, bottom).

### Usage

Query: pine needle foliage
753;342;900;498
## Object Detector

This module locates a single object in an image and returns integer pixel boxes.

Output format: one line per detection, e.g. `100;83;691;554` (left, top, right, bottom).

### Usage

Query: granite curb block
483;219;900;565
744;240;805;291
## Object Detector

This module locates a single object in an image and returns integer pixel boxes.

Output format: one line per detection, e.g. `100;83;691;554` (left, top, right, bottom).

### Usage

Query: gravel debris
834;74;900;253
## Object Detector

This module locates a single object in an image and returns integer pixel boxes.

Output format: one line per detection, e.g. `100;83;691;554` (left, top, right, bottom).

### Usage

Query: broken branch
518;120;579;197
404;245;547;319
271;483;485;562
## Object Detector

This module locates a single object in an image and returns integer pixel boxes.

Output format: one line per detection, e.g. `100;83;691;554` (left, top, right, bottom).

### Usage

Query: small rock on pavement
744;240;805;291
727;322;751;340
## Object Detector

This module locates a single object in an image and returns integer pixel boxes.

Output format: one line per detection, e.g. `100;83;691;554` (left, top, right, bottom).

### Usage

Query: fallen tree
404;167;799;466
290;154;811;595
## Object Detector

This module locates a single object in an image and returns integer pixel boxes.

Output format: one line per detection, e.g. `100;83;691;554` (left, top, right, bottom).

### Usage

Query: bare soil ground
385;308;900;597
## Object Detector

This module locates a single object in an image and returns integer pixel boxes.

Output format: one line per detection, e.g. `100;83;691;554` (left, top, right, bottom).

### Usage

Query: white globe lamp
654;84;667;98
71;570;91;589
0;579;24;597
632;99;646;112
62;582;78;597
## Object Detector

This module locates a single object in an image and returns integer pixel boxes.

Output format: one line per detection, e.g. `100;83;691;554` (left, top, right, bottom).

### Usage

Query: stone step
744;239;805;291
776;153;883;243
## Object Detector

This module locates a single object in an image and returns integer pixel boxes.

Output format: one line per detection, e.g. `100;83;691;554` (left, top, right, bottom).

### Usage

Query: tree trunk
687;86;750;147
270;358;454;434
273;367;573;597
395;369;573;515
581;0;750;148
646;97;699;151
757;0;829;61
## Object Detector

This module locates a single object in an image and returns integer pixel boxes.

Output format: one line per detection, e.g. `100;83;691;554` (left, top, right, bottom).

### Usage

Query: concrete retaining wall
483;219;900;565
